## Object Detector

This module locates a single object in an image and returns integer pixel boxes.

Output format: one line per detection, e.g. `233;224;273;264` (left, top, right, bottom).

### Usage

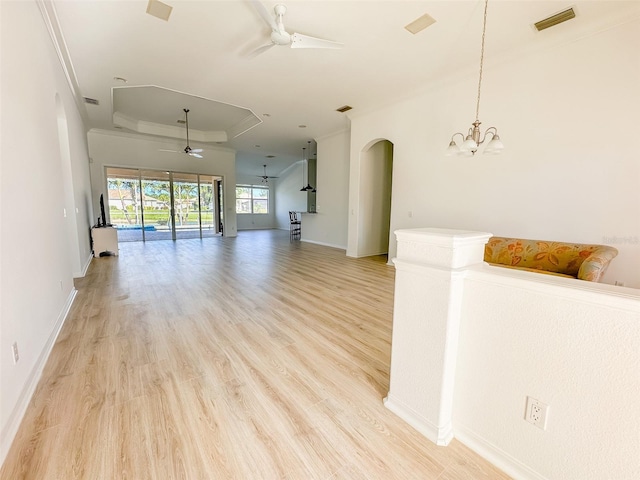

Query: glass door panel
140;170;172;241
217;179;224;235
106;167;143;242
173;172;200;239
199;175;216;238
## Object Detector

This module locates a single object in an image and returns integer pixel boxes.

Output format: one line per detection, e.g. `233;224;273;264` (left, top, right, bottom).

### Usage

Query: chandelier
446;0;504;156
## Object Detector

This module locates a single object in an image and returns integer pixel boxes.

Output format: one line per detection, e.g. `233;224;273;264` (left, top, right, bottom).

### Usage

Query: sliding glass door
105;167;222;242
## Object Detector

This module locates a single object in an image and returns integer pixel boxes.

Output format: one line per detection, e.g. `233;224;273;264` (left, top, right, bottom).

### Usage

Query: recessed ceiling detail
404;13;436;35
146;0;173;22
111;85;262;143
336;105;352;113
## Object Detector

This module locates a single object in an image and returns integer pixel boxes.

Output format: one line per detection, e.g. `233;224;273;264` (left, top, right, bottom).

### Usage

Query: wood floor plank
1;229;510;479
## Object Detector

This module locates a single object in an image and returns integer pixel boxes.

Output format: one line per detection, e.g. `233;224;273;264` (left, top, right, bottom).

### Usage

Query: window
236;185;269;214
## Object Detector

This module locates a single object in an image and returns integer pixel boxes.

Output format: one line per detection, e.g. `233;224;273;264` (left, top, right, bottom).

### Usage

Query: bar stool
289;211;301;241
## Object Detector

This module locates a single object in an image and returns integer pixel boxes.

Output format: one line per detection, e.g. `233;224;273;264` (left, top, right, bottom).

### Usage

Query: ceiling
50;0;640;177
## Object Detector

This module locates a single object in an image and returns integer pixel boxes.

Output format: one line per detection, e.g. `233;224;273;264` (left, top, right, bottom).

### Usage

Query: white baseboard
383;394;453;446
74;252;93;278
347;250;389;259
0;288;77;468
301;238;347;251
455;424;548;480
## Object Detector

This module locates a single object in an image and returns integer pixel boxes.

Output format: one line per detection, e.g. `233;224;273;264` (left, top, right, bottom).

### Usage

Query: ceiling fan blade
159;149;179;153
291;32;343;49
190;153;203;159
249;0;277;32
190;148;203;153
248;43;275;58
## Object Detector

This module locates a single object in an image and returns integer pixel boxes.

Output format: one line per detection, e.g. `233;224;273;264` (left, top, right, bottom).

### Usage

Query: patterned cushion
484;237;618;282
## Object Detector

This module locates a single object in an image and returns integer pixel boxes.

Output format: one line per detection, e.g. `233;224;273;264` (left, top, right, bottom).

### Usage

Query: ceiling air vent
336;105;352;113
177;119;186;124
146;0;173;21
405;13;437;35
534;8;576;32
83;97;99;106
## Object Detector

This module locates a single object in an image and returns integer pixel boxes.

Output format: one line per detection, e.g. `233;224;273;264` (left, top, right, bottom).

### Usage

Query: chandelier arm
479;126;498;145
450;132;466;143
475;0;489;122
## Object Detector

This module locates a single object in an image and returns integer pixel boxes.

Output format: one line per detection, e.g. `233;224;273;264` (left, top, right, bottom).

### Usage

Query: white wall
301;130;351;249
235;174;276;230
348;18;640;287
454;268;640;480
274;161;307;230
87;130;238;237
0;0;93;464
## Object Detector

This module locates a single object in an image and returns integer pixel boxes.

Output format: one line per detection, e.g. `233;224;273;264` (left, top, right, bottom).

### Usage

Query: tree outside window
236;185;269;214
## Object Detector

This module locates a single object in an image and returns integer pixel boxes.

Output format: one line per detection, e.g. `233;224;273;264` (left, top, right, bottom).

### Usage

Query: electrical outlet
525;396;548;430
12;342;19;364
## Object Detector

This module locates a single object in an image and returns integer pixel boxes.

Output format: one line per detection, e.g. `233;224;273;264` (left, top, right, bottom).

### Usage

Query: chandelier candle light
446;0;504;156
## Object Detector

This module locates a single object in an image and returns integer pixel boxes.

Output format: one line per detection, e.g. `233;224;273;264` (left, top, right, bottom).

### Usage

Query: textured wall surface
455;267;640;479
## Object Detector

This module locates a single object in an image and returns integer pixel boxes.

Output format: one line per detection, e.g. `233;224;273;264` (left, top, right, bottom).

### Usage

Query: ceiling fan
257;164;278;183
158;108;204;158
248;1;343;57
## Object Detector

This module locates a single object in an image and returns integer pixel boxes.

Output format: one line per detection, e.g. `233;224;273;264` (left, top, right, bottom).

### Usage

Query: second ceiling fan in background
159;108;204;158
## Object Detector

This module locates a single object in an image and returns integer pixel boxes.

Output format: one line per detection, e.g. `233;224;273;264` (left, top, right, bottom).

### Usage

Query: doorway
356;139;394;257
105;167;223;242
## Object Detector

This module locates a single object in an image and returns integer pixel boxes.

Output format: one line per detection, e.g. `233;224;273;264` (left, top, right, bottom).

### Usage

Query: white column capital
395;228;492;269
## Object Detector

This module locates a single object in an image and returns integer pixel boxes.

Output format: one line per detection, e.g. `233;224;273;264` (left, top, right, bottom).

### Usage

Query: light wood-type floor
2;229;511;479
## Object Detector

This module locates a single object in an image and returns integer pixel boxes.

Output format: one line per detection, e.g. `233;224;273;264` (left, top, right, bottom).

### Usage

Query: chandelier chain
475;0;489;122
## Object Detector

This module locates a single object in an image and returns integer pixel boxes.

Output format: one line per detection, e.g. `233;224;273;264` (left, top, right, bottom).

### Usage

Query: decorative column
384;228;491;445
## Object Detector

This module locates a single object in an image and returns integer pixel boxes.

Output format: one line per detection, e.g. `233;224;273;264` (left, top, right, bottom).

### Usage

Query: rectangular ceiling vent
146;0;173;21
534;8;576;32
176;119;186;124
336;105;352;113
83;97;99;106
405;13;437;35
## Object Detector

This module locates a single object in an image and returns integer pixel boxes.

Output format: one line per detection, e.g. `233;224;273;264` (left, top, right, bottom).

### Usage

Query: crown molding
36;0;89;127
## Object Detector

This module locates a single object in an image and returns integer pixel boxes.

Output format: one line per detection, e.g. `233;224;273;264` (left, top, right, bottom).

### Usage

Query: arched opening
356;139;394;257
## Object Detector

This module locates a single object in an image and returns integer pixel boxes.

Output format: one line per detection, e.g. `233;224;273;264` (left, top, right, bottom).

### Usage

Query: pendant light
300;146;312;191
446;0;504;156
309;140;317;193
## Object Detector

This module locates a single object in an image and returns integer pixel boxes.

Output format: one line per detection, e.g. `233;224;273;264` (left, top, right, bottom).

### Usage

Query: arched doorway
352;139;394;258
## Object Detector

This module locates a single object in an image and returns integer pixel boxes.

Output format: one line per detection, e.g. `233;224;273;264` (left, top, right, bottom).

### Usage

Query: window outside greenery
236;185;269;214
